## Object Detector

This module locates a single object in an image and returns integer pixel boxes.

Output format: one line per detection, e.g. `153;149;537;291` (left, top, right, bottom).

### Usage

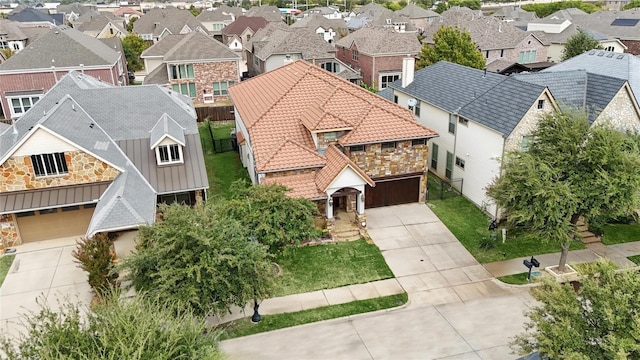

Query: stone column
357;192;365;215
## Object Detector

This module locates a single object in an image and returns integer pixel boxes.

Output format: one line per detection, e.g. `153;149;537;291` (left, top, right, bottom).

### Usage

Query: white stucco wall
143;58;164;74
234;110;258;184
13;128;78;157
326;167;366;196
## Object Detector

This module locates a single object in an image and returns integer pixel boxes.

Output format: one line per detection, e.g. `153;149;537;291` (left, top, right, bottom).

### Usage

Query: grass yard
0;255;15;286
273;239;394;297
219;293;408;340
497;272;534;285
628;255;640;265
602;223;640;245
198;123;249;201
427;196;585;264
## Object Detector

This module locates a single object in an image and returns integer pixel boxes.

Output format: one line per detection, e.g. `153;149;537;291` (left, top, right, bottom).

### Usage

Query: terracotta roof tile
262;139;326;172
261;172;325;199
316;145;374;191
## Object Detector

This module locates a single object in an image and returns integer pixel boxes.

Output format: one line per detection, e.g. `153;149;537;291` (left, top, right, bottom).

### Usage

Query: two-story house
0;25;127;120
0;20;28;53
229;60;437;230
335;27;421;90
395;3;439;33
141;32;241;105
73;11;128;38
221;15;268;74
196;5;243;40
133;6;208;43
0;71;208;247
290;14;347;44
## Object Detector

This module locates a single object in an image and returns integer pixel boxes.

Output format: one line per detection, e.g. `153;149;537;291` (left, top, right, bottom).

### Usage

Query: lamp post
523;256;541;281
250;235;261;323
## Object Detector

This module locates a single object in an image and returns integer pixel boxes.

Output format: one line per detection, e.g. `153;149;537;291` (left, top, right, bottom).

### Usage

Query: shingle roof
0;25;119;71
196;5;243;22
395;3;439;19
57;3;96;16
229;60;437;172
0;20;27;41
74;11;127;34
290;14;347;33
8;7;62;24
149;113;186;148
571;10;640;40
141;34;183;57
113;7;143;17
335;27;421;55
222;15;268;36
250;24;336;60
142;62;169;85
133;7;205;37
542;50;640;105
162;32;240;61
245;5;283;22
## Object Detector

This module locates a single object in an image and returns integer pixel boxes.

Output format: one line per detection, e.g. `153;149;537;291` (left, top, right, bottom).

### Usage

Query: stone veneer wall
593;87;640;131
503;93;554;152
347;140;429;178
263;168;316;178
317;131;348;149
0;214;18;249
0;151;119;192
195;61;239;104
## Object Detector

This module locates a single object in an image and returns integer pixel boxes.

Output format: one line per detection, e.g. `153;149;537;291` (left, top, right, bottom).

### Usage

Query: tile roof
262;139;326;172
249;23;336;61
0;25;119;71
229;60;437;172
261;172;325;199
335;27;422;55
161;32;240;61
222;15;268;36
316;145;374;191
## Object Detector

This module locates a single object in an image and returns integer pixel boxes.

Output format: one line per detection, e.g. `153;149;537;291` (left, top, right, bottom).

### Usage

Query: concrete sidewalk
483;241;640;278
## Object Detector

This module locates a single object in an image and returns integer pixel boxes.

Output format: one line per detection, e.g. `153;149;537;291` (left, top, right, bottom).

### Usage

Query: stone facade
171;61;239;105
504;92;555;152
347;140;429;178
0;151;119;192
0;214;18;249
593;86;640;130
316;130;348;149
263;168;316;178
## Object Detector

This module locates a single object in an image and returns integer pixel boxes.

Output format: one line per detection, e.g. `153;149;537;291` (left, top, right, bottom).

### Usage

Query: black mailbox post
523;256;541;281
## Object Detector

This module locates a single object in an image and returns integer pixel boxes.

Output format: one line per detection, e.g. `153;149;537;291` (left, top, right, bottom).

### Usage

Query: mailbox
531;258;540;268
523;259;533;269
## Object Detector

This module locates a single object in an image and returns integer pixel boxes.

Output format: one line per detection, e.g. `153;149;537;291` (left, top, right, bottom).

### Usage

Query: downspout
372;55;376;90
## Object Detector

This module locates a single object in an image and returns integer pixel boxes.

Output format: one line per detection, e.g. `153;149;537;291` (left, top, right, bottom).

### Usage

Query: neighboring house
335;27;421;90
568;10;640;54
301;6;342;20
0;20;28;53
55;3;96;23
385;60;640;217
491;5;538;24
0;25;127;119
348;2;411;32
229;60;437;229
290;14;347;44
141;32;241;105
0;71;208;246
8;7;63;27
485;60;553;75
221;15;268;74
245;23;337;77
245;5;283;23
73;11;128;38
113;7;144;23
133;7;208;43
196;5;243;40
422;8;548;66
395;3;439;33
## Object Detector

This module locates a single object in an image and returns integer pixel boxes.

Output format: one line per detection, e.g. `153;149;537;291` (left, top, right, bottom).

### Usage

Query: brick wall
171;61;239;105
335;44;411;88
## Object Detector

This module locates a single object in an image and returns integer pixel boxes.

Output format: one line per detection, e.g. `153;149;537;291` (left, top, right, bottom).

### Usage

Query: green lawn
427;197;585;264
219;293;407;340
628;255;640;265
602;223;640;245
0;255;15;286
198;123;249;201
273;239;394;297
497;272;534;285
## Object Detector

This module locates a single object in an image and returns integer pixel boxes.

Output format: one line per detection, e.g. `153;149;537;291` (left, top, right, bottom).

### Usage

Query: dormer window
157;143;182;164
149;113;186;166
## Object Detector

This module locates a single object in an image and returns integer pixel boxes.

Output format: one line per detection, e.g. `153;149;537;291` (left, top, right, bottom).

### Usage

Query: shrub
479;233;497;250
72;233;118;298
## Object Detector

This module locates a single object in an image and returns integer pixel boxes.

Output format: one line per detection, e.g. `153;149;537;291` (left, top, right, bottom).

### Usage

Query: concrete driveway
221;204;534;359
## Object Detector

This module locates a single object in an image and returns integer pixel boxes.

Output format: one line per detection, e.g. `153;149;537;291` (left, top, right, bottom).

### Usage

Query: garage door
365;176;421;208
16;205;95;243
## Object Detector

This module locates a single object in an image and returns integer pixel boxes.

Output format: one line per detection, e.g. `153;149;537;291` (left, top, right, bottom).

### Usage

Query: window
171;83;197;97
140;33;152;41
350;145;365;152
412;138;426;146
169;64;194;79
445;151;453;180
605;45;615;51
455;156;465;169
393;95;398;104
31;153;68;177
414;102;420;116
157;144;182;164
352;50;358;61
381;142;396;149
448;114;456;134
321;62;338;73
83;203;97;209
323;132;337;140
431;143;438;170
158;192;195;206
212;23;224;31
537;99;544;109
521;135;534;151
16;211;35;217
246;34;251;41
518;50;537;64
380;74;400;89
9;95;40;117
458;118;469;126
213;81;235;96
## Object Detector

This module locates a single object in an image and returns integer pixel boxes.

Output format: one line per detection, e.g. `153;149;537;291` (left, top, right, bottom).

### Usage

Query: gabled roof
8;7;62;25
335;27;421;55
149;113;186;148
0;25;119;71
222;15;268;36
229;60;437;172
290;14;347;32
249;24;336;60
542;50;640;105
261;172;325;199
133;7;205;37
141;34;183;57
316;145;374;191
0;20;28;41
74;11;127;34
570;10;640;39
245;5;283;22
113;7;143;17
196;5;243;22
57;3;96;17
395;3;439;19
162;32;240;62
142;62;169;85
262;138;326;172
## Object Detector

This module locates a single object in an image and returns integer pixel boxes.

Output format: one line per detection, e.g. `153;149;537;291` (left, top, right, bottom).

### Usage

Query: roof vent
597;52;604;56
588;50;596;55
617;54;625;59
607;53;614;58
89;122;94;128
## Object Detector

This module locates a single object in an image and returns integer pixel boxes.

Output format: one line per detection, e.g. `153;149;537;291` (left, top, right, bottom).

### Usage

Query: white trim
0;64;118;75
0;200;98;215
6;94;42;118
150;133;186;149
155;143;184;165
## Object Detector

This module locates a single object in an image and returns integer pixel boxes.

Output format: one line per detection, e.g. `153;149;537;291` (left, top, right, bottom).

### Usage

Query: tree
1;48;13;60
561;28;603;61
121;34;149;72
0;293;224;359
222;182;319;254
126;17;137;33
522;1;603;17
512;260;640;359
487;111;640;272
417;25;485;70
623;0;640;10
120;202;277;317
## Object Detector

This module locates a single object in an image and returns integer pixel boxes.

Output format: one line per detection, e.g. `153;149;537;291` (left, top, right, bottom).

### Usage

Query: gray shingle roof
57;3;96;17
196;5;243;22
571;10;640;40
251;24;336;60
222;15;268;36
395;3;439;19
0;20;27;41
290;14;347;33
8;8;62;24
0;25;119;71
542;50;640;105
74;11;127;34
133;6;205;37
376;87;394;101
141;34;183;57
335;27;421;55
149;113;185;148
142;62;169;85
162;32;240;61
245;5;283;22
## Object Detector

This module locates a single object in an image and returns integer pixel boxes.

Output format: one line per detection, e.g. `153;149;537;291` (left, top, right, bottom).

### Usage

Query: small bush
72;233;118;298
479;234;497;250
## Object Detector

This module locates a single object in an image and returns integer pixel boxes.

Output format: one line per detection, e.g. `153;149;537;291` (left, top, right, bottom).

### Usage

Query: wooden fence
195;105;235;123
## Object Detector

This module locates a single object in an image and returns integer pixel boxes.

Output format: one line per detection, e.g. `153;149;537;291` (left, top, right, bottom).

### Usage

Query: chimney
401;56;415;88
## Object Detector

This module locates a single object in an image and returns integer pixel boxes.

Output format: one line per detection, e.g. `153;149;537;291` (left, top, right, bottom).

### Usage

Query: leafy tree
126;17;137;33
434;1;448;13
0;293;223;359
360;81;378;93
434;0;480;13
72;233;118;298
121;34;149;72
417;25;485;70
561;28;603;61
1;48;13;60
512;260;640;359
189;4;201;16
222;182;319;254
120;203;276;317
522;1;603;17
623;0;640;9
487;111;640;272
385;2;402;11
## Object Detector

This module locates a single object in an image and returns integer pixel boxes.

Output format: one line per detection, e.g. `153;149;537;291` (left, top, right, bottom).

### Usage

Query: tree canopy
120;202;277;317
522;1;603;17
121;34;149;72
0;294;223;359
417;25;485;70
512;260;640;359
623;0;640;10
434;0;480;13
561;28;603;61
487;111;640;271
